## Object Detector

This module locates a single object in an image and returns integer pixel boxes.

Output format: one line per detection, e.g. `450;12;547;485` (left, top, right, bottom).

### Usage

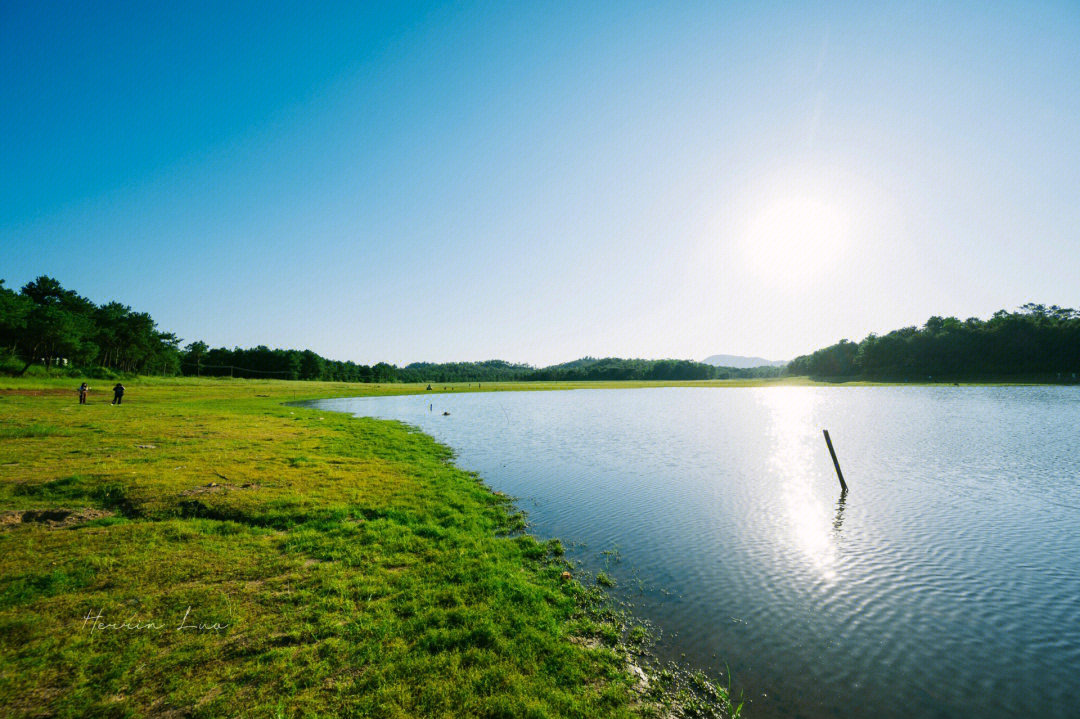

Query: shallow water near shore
307;386;1080;719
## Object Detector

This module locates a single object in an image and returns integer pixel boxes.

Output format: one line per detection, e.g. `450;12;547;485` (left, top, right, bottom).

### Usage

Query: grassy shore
0;377;745;718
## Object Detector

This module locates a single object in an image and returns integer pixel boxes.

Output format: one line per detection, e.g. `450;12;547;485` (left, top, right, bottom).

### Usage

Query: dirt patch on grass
0;507;115;528
569;635;602;650
0;388;72;397
180;482;261;496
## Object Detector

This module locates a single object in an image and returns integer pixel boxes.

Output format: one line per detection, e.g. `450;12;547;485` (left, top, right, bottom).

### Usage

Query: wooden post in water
822;429;848;493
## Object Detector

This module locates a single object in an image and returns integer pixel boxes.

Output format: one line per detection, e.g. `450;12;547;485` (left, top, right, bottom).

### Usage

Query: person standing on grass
111;383;125;405
78;382;89;404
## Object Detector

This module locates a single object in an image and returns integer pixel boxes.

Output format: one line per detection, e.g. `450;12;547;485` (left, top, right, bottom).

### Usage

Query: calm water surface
308;387;1080;719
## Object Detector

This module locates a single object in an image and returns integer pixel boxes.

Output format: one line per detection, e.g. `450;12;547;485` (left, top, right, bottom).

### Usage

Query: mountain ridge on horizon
701;354;787;369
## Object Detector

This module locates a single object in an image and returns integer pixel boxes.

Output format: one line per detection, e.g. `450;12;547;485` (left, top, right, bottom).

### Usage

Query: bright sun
744;196;849;285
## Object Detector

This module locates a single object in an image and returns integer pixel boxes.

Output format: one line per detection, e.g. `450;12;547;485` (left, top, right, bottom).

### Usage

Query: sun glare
744;196;849;285
760;388;841;581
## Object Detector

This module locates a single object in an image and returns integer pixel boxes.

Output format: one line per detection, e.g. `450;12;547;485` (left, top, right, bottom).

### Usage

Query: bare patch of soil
0;388;72;397
0;507;114;528
180;482;260;496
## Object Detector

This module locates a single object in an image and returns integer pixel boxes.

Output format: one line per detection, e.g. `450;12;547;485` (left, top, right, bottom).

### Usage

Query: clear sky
4;1;1079;366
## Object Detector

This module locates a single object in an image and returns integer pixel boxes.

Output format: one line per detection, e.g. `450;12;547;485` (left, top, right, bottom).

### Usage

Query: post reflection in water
832;489;847;537
760;389;841;583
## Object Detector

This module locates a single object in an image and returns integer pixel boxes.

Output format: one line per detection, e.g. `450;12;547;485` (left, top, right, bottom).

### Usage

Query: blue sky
4;1;1079;365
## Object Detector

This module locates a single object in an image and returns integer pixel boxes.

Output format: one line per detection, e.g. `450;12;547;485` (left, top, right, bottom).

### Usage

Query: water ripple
310;385;1080;719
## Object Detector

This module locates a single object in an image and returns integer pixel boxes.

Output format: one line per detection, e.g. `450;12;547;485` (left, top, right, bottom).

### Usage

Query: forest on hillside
784;304;1080;380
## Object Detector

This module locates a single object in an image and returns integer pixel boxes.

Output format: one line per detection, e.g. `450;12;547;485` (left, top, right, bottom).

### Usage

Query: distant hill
702;354;787;369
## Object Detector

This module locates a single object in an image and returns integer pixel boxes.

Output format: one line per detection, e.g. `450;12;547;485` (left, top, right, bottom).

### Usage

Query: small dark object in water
442;411;451;416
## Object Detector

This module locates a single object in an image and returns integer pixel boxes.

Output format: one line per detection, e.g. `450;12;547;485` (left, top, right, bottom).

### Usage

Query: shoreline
0;376;740;718
4;375;1074;716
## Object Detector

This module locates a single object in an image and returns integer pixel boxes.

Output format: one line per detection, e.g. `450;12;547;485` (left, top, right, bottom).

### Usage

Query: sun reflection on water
760;389;841;581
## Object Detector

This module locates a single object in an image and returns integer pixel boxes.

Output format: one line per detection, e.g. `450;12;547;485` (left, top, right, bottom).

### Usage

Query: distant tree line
177;352;774;383
12;276;1072;384
526;357;780;381
179;342;398;382
395;358;782;383
1;276;778;382
785;304;1080;380
395;360;534;383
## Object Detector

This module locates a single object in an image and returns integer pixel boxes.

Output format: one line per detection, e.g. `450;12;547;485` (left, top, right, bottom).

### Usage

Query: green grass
0;422;62;439
0;376;741;718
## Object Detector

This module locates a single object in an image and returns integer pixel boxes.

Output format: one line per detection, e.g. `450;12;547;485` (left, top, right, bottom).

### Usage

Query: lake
306;386;1080;719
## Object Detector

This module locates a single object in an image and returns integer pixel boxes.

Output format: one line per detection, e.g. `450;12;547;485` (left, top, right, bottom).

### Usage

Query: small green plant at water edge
627;623;652;647
644;663;743;719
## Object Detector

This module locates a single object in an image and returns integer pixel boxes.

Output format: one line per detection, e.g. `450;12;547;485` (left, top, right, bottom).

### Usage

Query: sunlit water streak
307;386;1080;719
